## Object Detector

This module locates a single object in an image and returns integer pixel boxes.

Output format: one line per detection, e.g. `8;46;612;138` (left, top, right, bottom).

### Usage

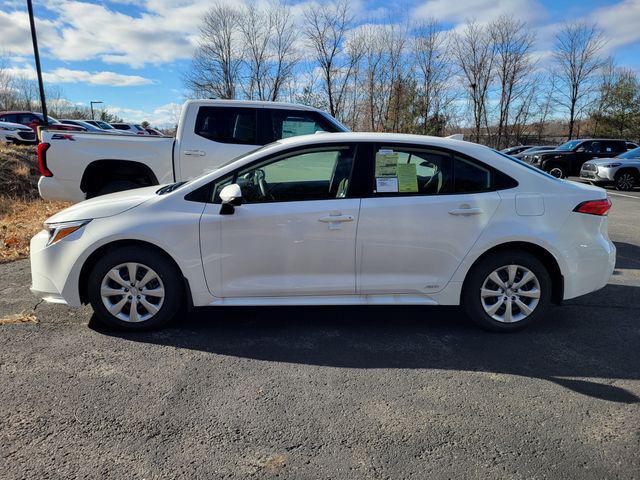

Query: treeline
185;0;640;147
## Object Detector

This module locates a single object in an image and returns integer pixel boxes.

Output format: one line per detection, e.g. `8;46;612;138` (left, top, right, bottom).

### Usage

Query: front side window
195;107;257;145
235;146;355;203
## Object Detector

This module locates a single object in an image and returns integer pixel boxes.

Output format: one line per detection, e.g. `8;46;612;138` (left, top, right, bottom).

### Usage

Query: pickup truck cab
38;100;347;202
523;139;638;178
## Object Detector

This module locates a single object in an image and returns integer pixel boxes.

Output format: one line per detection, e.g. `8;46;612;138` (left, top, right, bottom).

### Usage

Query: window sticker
375;150;398;177
376;177;399;193
397;163;418;192
282;120;316;138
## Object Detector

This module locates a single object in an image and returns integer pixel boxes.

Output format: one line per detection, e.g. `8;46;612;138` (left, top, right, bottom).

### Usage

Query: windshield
618;147;640;159
556;140;582;151
34;113;60;124
96;121;114;129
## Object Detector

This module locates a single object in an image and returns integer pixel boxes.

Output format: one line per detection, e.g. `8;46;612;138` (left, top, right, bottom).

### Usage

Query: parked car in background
0;111;84;132
37;99;348;202
85;120;118;131
523;139;639;178
144;127;165;136
30;132;615;332
580;146;640;191
513;145;556;160
110;123;148;135
0;120;37;144
60;119;118;133
501;145;535;156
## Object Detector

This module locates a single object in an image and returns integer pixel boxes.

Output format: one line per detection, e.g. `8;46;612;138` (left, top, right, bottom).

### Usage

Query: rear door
178;106;260;180
356;143;505;295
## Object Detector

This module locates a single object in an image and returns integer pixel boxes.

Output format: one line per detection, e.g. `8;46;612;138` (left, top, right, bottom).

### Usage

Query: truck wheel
93;180;142;198
614;170;637;191
547;166;565;179
87;246;183;331
462;250;551;332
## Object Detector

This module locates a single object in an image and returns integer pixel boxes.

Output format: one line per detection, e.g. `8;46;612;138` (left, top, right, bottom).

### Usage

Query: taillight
37;142;52;177
573;198;611;216
136;131;145;135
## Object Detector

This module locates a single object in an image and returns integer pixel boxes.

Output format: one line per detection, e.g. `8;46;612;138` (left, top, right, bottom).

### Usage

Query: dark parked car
513;145;556;159
523;139;639;178
501;145;535;156
0;111;85;133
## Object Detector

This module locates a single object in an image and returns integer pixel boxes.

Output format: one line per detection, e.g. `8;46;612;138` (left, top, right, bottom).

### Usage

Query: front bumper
580;165;616;182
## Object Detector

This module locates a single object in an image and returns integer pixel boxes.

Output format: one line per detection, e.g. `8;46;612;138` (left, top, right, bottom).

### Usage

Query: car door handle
449;206;483;216
318;214;354;223
184;149;205;156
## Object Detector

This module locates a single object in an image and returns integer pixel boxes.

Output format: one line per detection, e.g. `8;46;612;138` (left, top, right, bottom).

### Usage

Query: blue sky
1;0;639;126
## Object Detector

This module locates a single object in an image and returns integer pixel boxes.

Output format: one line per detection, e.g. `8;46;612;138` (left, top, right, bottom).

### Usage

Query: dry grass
0;143;70;263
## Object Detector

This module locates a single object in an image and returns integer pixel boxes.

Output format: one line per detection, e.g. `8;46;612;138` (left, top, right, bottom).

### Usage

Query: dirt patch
0;143;69;263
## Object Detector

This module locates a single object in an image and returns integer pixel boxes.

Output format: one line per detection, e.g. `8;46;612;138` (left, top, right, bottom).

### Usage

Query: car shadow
91;283;640;405
613;241;640;270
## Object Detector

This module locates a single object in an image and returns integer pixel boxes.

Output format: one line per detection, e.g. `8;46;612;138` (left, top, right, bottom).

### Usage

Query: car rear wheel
615;171;636;191
87;246;183;330
462;251;551;332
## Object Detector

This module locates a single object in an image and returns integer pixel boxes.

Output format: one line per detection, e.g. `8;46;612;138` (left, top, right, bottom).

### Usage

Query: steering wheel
254;169;272;200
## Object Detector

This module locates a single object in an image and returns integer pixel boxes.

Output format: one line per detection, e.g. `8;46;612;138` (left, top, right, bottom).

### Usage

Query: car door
356;144;504;295
199;144;360;297
178;106;261;180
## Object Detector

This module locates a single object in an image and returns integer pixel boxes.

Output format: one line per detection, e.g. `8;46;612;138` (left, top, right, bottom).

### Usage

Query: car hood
583;157;634;166
45;185;160;224
533;149;568;156
0;120;31;130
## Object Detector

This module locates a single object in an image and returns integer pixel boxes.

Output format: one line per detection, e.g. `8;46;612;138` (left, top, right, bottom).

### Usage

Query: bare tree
185;2;242;99
452;21;496;143
303;0;361;120
553;21;606;139
267;1;298;101
412;20;455;136
490;15;535;148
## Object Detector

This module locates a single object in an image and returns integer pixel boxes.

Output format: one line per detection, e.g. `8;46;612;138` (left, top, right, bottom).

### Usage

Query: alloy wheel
549;167;564;178
616;173;635;191
480;264;541;323
100;262;165;322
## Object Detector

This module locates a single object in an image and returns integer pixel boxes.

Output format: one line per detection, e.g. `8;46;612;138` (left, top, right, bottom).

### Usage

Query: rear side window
261;109;337;143
195;107;257;145
0;114;17;122
112;124;130;130
372;145;516;196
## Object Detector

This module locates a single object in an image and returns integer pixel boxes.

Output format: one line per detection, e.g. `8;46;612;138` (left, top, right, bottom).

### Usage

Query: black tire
614;170;637;191
92;180;142;198
462;250;552;332
87;246;183;331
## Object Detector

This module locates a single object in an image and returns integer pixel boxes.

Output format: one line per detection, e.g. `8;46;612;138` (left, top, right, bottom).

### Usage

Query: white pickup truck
38;99;347;202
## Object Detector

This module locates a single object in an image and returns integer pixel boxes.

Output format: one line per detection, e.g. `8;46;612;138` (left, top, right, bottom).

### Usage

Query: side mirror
219;183;242;215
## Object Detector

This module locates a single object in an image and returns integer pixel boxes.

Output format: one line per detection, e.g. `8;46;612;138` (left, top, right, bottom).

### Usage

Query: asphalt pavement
1;185;639;479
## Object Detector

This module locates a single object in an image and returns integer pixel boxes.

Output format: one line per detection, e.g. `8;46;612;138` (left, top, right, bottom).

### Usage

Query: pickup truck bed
38;131;175;202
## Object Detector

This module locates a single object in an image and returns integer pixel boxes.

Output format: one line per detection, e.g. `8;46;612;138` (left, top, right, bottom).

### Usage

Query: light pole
90;101;103;120
26;0;48;127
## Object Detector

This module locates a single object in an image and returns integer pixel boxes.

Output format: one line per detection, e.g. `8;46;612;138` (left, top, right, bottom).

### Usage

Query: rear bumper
38;176;85;203
561;232;616;300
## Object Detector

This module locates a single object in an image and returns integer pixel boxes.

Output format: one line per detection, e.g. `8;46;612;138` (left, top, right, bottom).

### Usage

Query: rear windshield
494;151;561;181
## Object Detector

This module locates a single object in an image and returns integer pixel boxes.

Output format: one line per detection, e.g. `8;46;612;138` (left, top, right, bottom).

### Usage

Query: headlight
601;163;621;168
44;220;91;246
0;126;18;131
533;155;540;162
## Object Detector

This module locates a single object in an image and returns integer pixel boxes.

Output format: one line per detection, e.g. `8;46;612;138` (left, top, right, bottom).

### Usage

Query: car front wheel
615;171;636;191
462;251;552;332
87;246;183;330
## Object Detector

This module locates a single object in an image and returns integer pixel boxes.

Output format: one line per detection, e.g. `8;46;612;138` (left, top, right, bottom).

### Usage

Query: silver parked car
580;147;640;191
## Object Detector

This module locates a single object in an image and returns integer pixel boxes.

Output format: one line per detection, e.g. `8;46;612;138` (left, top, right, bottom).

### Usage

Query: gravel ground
1;187;639;479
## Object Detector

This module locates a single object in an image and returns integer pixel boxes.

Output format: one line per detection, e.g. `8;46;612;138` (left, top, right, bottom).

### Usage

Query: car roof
184;99;327;113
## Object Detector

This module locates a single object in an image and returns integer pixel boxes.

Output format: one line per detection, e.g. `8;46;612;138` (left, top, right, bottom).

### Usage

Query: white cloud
5;64;155;86
109;102;182;126
411;0;548;25
591;0;640;50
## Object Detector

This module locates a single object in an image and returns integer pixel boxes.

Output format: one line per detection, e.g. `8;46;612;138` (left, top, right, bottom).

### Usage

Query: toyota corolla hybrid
30;133;616;332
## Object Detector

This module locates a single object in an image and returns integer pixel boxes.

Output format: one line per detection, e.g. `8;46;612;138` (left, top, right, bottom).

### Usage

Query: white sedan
30;133;616;332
